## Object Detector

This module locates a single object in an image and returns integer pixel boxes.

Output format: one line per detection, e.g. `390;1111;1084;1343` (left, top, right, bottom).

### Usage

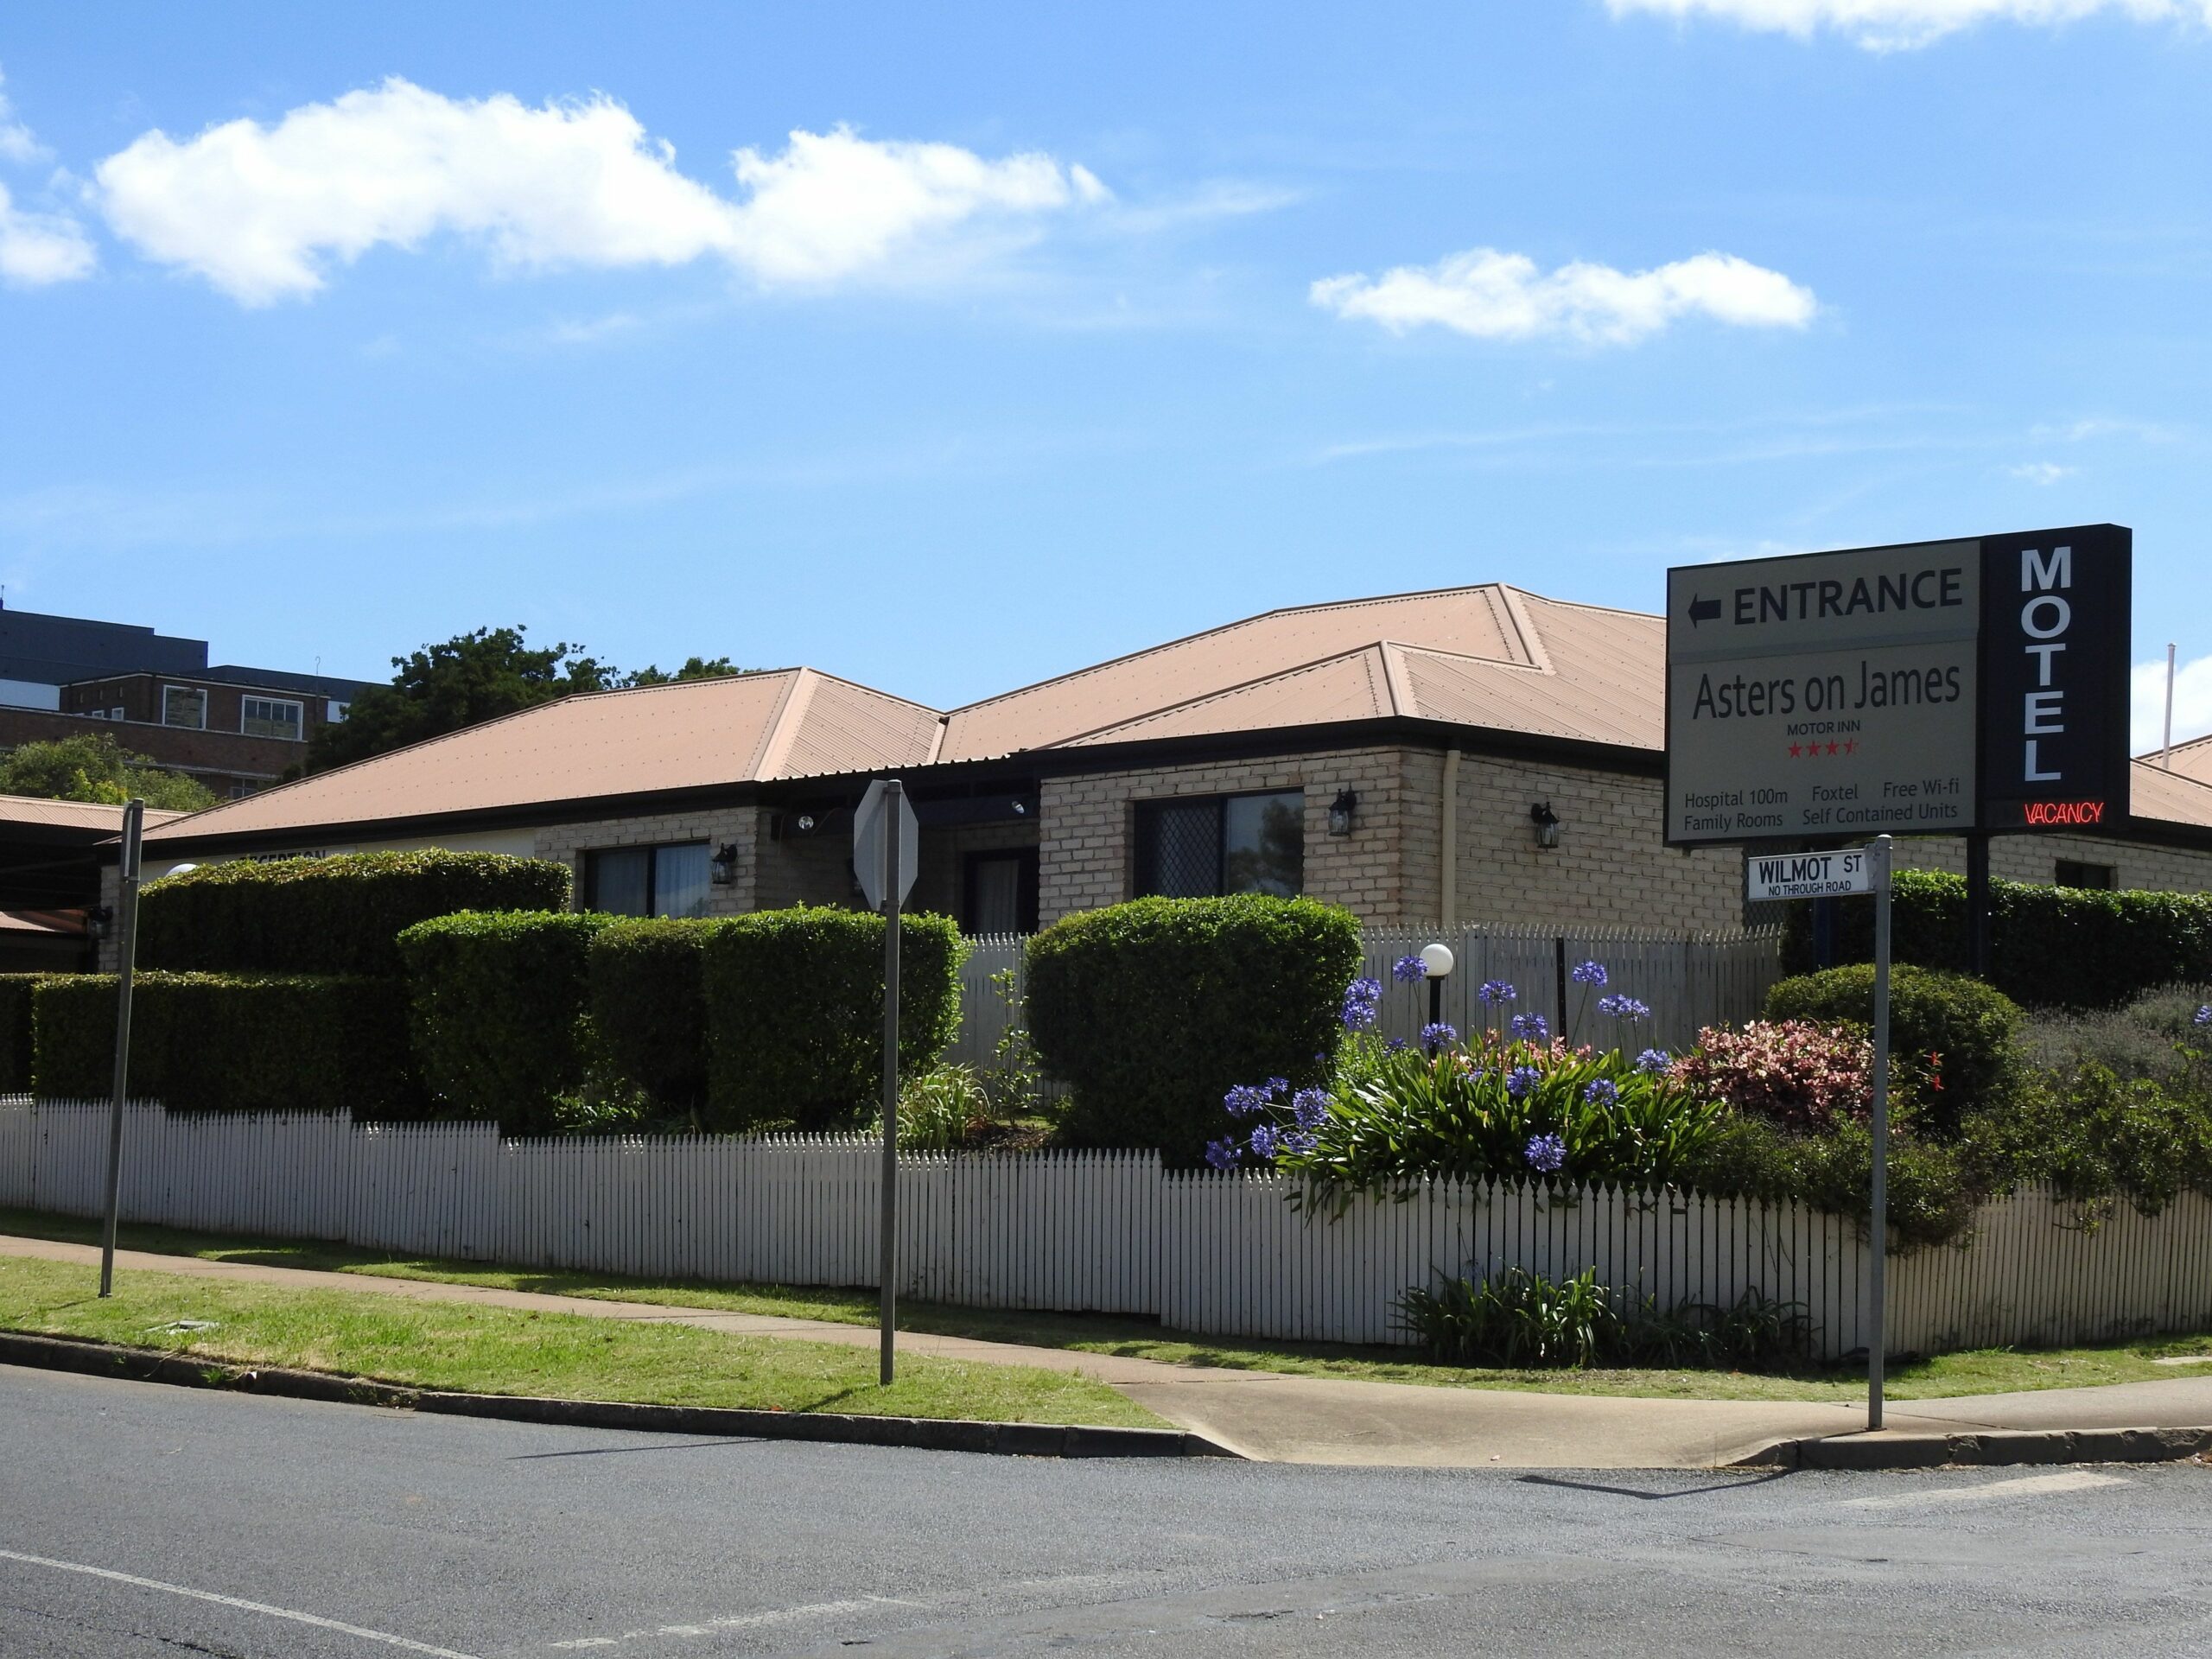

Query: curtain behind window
588;848;650;916
653;843;711;918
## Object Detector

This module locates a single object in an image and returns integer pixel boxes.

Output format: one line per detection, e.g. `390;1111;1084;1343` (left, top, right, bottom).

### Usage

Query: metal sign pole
99;798;145;1300
1868;833;1893;1431
878;779;902;1387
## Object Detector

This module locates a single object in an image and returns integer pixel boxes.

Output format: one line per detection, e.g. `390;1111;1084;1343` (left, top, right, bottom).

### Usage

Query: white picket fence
8;1097;2210;1360
946;924;1780;1072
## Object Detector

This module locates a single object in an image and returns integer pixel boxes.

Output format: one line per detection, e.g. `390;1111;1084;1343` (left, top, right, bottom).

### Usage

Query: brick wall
1038;747;1409;925
756;822;860;912
0;705;296;789
912;819;1039;923
1896;832;2212;894
534;808;759;917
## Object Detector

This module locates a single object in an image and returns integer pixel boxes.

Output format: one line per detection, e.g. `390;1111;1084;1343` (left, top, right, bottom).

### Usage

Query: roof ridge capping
1045;641;1405;747
944;582;1533;717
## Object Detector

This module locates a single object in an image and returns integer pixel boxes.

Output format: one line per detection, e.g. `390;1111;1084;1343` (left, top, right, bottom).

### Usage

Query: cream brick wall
1443;753;1747;933
912;819;1039;922
1895;832;2212;894
756;822;861;912
1038;747;1409;925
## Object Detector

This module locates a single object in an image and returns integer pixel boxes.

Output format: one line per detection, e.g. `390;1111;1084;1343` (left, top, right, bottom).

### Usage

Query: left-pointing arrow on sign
1688;594;1721;626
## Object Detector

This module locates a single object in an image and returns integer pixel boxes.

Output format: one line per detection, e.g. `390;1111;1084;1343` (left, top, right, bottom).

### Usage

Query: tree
302;627;752;774
0;733;219;812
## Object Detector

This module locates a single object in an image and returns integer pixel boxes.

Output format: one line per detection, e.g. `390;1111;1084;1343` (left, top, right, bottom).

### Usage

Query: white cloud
0;181;94;286
92;79;1103;305
1605;0;2212;50
2005;461;2076;483
2133;652;2212;754
0;66;45;164
1311;247;1816;346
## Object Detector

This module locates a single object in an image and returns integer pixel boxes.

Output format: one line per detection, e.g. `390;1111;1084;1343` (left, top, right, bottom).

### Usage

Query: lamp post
1419;941;1455;1028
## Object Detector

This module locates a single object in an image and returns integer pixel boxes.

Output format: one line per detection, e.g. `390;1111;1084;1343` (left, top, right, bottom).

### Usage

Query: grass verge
8;1207;2212;1405
0;1251;1164;1428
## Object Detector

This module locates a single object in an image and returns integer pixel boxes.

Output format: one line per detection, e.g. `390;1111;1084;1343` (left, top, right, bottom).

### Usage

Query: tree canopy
302;627;749;774
0;733;220;812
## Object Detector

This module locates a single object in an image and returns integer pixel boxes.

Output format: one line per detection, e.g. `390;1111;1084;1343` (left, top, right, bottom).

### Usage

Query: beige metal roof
2152;733;2212;789
2128;758;2212;832
0;793;189;835
143;669;940;845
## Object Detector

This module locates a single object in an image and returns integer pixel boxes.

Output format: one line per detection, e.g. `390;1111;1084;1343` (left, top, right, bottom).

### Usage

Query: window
327;700;350;723
585;842;712;918
1135;790;1303;899
962;849;1039;936
2055;860;2116;891
162;685;207;729
241;696;304;741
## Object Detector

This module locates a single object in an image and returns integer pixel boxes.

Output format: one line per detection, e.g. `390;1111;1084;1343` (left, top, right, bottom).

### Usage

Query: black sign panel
1976;524;2133;833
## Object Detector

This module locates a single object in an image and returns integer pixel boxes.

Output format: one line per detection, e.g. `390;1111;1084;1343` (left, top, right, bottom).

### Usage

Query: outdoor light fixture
796;813;817;833
1012;800;1027;816
1327;789;1358;836
1419;942;1454;1025
1530;801;1560;850
709;842;739;886
86;905;111;942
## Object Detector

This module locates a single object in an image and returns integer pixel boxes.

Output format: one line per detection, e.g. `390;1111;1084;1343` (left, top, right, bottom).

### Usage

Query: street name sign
1746;849;1874;902
852;778;918;911
1666;524;2132;845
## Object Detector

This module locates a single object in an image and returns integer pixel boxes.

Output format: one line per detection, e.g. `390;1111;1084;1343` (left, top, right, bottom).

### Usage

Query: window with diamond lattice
1135;791;1302;899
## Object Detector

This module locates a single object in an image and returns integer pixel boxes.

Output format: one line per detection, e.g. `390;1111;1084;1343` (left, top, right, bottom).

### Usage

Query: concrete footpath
9;1233;2212;1470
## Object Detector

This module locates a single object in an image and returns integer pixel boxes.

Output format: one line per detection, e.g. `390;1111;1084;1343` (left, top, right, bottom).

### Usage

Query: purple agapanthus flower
1635;1047;1672;1076
2197;1005;2211;1028
1583;1078;1620;1107
1341;976;1384;1031
1248;1122;1281;1161
1291;1087;1331;1128
1506;1065;1541;1100
1510;1012;1550;1044
1419;1021;1458;1052
1524;1133;1567;1174
1477;979;1517;1006
1571;960;1608;988
1385;1038;1409;1052
1205;1137;1240;1171
1224;1084;1267;1117
1265;1077;1289;1099
1281;1129;1319;1155
1393;954;1427;982
1598;994;1651;1023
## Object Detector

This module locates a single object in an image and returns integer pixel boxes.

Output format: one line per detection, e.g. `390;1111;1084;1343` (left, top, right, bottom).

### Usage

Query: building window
585;842;712;918
1135;790;1304;899
963;849;1039;936
2055;860;2116;891
241;696;304;741
327;700;350;722
162;685;207;729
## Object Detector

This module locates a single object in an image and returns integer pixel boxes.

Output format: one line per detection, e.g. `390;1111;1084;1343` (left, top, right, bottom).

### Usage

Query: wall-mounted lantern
1327;789;1359;836
86;905;112;942
709;842;740;886
1529;800;1560;850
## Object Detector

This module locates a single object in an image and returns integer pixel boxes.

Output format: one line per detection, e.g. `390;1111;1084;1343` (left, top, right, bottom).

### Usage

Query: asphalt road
5;1365;2211;1658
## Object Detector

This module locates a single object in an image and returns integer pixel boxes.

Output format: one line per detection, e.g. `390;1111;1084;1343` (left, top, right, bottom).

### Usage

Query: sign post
854;778;918;1387
1744;836;1892;1433
99;798;145;1300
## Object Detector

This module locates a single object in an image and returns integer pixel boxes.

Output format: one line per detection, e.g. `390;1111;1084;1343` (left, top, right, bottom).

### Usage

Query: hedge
29;973;420;1116
590;918;723;1114
139;850;573;978
397;910;613;1133
1765;963;2022;1130
1781;868;2212;1009
0;973;41;1092
1026;893;1364;1166
702;906;962;1133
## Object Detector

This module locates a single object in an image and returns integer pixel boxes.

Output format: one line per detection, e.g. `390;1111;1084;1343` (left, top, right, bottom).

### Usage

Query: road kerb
1736;1424;2212;1471
0;1328;1240;1460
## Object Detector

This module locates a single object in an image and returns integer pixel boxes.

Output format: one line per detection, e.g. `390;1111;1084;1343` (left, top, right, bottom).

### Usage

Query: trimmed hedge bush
0;973;41;1093
1765;963;2023;1129
397;910;613;1133
1026;894;1364;1165
702;906;963;1133
590;918;722;1114
140;850;573;978
30;972;419;1116
1782;868;2212;1009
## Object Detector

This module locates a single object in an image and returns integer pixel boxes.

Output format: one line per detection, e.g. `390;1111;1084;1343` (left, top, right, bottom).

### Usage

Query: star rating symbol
1826;741;1841;756
1789;743;1802;758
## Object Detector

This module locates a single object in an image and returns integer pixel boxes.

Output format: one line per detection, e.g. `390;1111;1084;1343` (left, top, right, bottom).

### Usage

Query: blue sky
1;1;2208;745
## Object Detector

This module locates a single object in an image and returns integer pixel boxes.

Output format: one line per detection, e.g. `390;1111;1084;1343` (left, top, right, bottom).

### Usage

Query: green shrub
139;850;573;978
1766;963;2021;1128
1026;894;1363;1165
397;910;613;1133
0;973;41;1092
588;918;722;1115
29;972;420;1116
1396;1267;1815;1371
1782;868;2212;1009
898;1062;988;1150
702;906;963;1133
1689;1114;1980;1250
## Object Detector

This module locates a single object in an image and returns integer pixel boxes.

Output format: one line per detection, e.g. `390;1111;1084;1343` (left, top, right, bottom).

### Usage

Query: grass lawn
0;1251;1165;1428
8;1206;2212;1405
